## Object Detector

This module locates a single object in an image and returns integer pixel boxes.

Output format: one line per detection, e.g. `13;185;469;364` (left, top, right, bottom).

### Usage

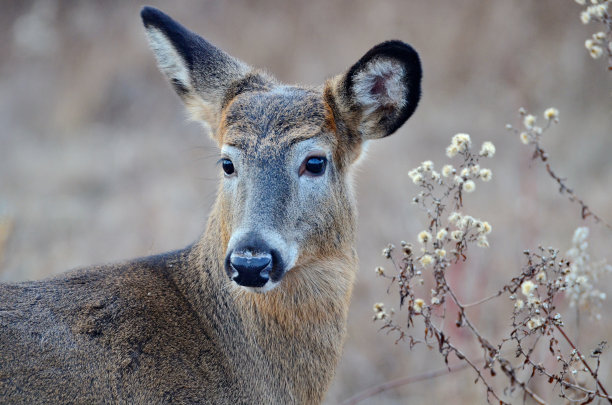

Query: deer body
0;7;421;404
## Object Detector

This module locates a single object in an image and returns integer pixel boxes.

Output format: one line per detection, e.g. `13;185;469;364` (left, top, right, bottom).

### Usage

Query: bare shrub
345;3;612;402
575;0;612;70
351;115;611;404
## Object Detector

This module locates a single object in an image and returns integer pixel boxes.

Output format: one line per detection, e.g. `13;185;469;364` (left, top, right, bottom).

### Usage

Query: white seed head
421;160;434;171
448;212;462;224
463;180;476;193
593;32;606;41
446;145;459;158
479;141;496;158
442;164;454;177
581;10;591;23
460;168;470;177
589;45;603;58
528;296;542;308
520;132;530;145
527;317;543;330
417;230;432;244
413;298;425;313
451;230;464;241
373;302;385;312
454;175;464;185
595;4;608;17
572;227;589;244
435;248;446;258
477;235;489;248
521;280;536;296
436;229;448;240
586;38;596;49
481;221;492;234
451;133;472;151
479;168;493;182
515;299;525;310
375;311;387;320
523;114;536;129
544;107;559;121
382;244;394;258
459;215;475;228
419;254;433;267
536;271;547;283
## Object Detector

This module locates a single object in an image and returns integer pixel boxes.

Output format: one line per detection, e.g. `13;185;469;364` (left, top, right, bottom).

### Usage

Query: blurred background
1;1;611;403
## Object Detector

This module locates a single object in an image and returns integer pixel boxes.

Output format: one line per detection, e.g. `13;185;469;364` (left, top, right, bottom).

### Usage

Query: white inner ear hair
353;58;406;115
145;28;191;90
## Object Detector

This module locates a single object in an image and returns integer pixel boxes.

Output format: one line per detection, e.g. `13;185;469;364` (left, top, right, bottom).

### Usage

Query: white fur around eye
353;58;406;115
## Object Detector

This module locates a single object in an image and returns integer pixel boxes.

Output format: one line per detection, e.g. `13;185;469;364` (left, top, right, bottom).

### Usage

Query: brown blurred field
1;1;611;403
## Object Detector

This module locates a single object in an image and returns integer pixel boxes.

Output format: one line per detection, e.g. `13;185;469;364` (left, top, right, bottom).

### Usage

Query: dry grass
1;1;610;403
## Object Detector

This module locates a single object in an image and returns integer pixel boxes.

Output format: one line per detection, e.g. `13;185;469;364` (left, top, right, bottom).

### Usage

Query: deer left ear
329;40;422;140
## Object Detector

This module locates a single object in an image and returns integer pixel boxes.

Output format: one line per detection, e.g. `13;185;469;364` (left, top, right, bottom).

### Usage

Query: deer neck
179;208;357;402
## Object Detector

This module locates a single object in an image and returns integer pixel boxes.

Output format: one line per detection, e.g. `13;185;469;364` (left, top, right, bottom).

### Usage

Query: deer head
142;7;421;292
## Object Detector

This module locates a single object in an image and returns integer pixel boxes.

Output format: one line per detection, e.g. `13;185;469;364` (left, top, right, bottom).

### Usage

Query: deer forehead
219;86;336;153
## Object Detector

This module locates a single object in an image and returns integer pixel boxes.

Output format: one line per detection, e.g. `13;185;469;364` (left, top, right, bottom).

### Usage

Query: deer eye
221;158;235;176
300;156;327;177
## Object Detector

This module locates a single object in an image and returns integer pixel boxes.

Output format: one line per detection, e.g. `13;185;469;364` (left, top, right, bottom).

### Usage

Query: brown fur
0;7;421;404
1;214;354;404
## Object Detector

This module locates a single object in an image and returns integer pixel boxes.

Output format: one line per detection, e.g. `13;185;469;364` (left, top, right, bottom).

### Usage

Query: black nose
228;251;272;288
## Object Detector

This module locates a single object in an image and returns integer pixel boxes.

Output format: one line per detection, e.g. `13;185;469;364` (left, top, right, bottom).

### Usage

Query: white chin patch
239;280;279;294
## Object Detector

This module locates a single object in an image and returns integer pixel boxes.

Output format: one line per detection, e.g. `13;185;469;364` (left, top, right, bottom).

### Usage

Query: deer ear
141;7;253;133
330;40;422;140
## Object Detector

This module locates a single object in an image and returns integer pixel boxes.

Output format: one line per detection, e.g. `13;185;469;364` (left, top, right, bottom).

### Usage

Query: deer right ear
329;40;422;141
141;7;253;135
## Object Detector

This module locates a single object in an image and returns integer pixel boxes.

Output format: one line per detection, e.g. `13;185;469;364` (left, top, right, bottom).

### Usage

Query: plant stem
340;363;471;405
555;324;612;404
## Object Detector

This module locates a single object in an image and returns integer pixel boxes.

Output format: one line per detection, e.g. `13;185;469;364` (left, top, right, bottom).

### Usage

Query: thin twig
555;324;612;404
532;142;612;230
462;290;503;308
447;284;550;405
514;335;612;402
544;162;612;230
340;363;472;405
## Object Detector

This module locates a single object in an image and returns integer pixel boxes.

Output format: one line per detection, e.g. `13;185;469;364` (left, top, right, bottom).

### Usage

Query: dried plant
564;227;612;320
344;3;612;403
356;123;611;404
506;108;612;230
575;0;612;70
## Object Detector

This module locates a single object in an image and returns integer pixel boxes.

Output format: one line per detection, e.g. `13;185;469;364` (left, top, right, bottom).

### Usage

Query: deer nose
228;251;272;288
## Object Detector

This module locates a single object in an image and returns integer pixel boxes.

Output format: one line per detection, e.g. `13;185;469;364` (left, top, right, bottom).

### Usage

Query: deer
0;6;421;404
